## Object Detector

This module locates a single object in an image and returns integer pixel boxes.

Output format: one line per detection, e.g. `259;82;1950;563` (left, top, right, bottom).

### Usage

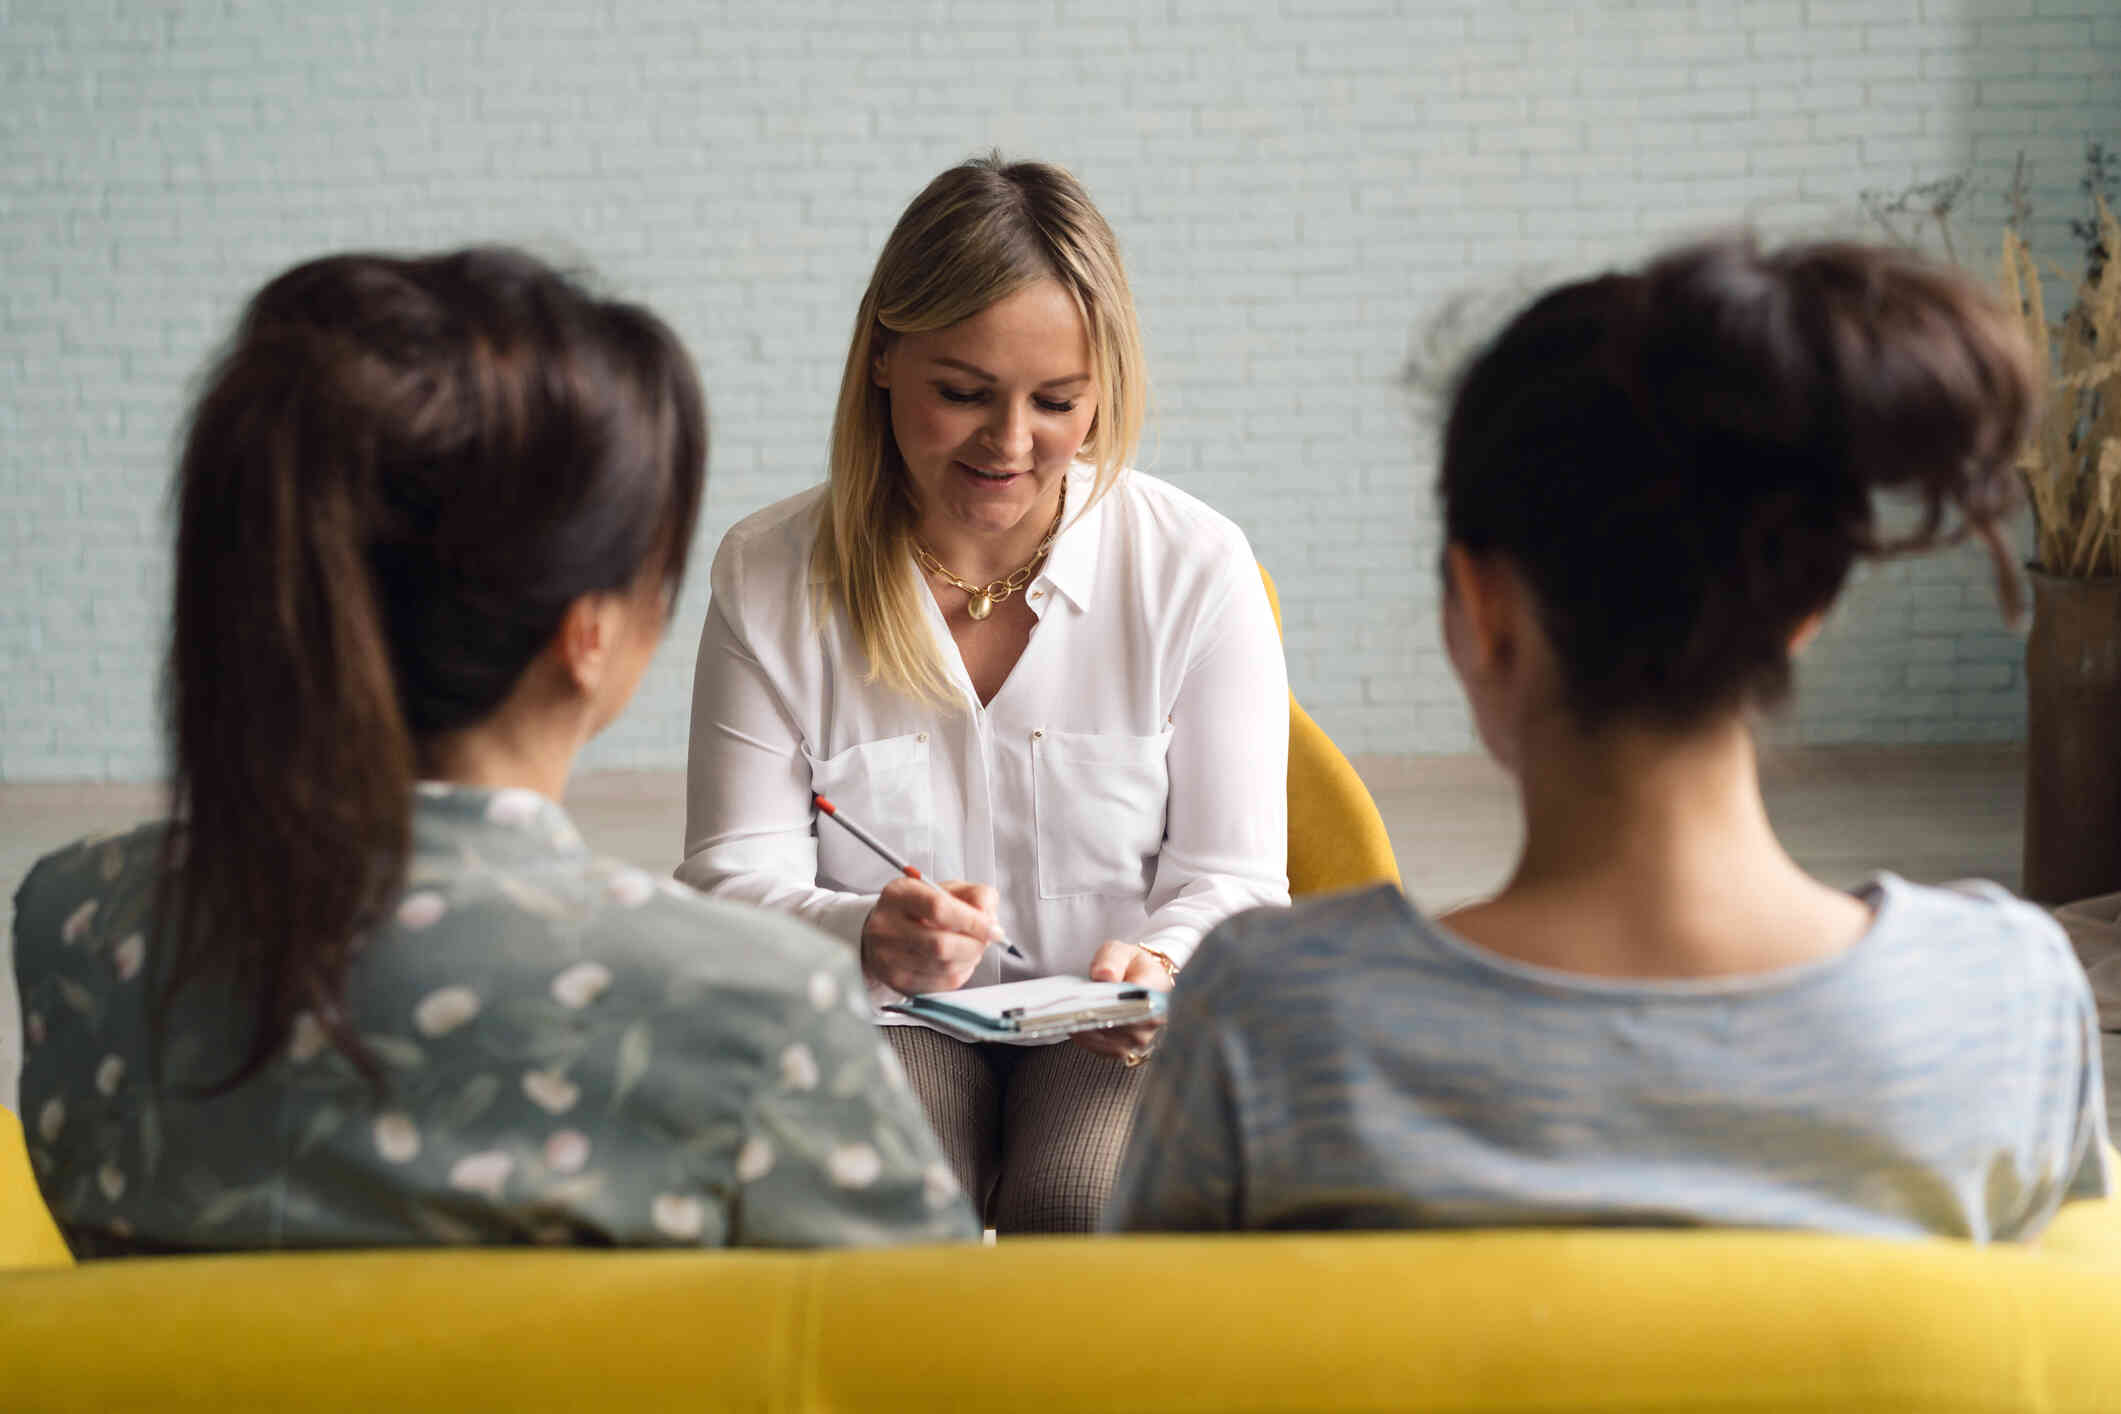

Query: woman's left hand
1070;940;1175;1063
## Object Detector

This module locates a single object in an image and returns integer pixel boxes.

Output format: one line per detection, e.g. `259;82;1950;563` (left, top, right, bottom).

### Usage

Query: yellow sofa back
0;1110;69;1270
5;1198;2121;1412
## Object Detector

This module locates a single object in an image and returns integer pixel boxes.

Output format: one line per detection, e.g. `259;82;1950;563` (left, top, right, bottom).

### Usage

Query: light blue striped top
1106;875;2110;1241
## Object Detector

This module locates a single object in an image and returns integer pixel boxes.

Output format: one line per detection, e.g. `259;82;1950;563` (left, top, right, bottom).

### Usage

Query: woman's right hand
859;877;1002;995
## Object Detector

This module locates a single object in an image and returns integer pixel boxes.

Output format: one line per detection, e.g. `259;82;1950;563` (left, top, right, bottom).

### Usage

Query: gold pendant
968;591;993;621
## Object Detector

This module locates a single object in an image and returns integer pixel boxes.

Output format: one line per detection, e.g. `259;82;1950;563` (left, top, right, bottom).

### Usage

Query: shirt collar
411;781;590;859
1032;463;1110;613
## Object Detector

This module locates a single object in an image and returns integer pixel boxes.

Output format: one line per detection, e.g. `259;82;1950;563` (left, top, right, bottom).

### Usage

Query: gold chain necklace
913;478;1067;622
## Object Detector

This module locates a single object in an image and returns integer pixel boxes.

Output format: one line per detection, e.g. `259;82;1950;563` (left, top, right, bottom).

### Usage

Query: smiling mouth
956;461;1027;483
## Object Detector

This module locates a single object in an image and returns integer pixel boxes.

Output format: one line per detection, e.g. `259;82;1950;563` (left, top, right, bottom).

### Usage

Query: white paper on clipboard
883;976;1166;1043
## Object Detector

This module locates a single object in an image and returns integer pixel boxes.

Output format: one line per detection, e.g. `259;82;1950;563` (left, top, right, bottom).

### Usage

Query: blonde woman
680;155;1289;1232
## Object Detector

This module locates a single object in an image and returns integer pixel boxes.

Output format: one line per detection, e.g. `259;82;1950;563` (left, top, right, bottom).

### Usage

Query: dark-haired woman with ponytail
1111;237;2112;1240
12;248;976;1254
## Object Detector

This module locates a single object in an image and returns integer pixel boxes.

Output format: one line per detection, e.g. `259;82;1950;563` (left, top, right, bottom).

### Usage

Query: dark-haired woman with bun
1109;237;2112;1240
11;248;976;1254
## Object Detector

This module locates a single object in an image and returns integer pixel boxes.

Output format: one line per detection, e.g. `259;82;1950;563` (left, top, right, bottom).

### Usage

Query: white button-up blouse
679;466;1291;1020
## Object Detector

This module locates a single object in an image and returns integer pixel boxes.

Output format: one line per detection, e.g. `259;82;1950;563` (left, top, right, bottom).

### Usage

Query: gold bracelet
1137;944;1180;979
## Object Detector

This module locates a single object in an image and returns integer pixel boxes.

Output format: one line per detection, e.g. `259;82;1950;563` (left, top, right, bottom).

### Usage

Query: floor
4;744;2115;1129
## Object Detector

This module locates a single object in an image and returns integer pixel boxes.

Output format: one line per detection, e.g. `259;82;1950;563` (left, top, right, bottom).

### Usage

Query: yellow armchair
1261;565;1402;897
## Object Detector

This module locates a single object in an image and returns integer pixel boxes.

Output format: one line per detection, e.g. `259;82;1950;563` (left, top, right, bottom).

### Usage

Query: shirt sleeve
2060;975;2114;1206
677;532;878;950
726;959;982;1248
1102;937;1247;1232
1132;540;1291;968
2001;909;2113;1240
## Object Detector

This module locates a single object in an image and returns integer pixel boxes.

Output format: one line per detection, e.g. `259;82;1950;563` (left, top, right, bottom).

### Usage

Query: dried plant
1860;174;1972;265
2003;190;2121;578
2069;142;2120;286
1871;146;2121;579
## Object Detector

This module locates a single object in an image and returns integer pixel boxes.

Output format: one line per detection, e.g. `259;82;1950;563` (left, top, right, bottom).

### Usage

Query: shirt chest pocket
1031;728;1173;899
805;733;933;893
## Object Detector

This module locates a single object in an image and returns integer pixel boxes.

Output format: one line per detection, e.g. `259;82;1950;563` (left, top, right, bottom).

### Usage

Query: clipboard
884;976;1167;1043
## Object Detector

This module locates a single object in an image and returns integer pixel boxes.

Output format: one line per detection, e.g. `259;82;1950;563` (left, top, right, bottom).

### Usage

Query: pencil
814;794;1025;959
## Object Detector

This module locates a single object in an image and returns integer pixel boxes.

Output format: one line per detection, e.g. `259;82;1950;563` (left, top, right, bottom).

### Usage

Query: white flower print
522;1067;580;1115
94;1055;125;1097
448;1150;514;1199
807;970;840;1012
605;869;655;909
827;1142;882;1190
25;1011;45;1048
397;892;447;931
413;985;481;1037
37;1098;64;1144
486;788;544;828
548;819;585;853
735;1135;774;1184
288;1011;328;1063
415;781;452;798
97;1163;126;1202
779;1043;820;1092
651;1193;705;1241
61;899;98;945
108;1217;134;1240
550;961;612;1009
373;1111;421;1163
544;1129;590;1175
923;1162;962;1210
113;933;145;982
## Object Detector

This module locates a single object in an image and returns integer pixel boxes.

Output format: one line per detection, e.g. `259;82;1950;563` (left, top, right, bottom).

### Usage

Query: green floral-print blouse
12;784;979;1254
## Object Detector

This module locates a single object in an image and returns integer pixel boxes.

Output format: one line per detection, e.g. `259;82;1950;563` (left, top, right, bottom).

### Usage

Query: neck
915;477;1066;586
422;699;586;804
1510;712;1787;888
1451;706;1872;979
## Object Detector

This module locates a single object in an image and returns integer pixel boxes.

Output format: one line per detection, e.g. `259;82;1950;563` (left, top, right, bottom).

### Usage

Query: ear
1788;609;1827;655
869;328;894;390
1442;543;1519;679
553;593;622;696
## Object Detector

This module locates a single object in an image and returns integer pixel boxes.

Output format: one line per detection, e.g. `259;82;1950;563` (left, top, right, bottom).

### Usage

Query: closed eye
934;384;1078;415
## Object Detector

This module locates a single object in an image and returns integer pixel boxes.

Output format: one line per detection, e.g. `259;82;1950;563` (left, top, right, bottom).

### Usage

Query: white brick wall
3;0;2116;778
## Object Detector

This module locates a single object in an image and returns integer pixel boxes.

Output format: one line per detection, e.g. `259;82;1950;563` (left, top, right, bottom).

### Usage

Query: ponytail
159;332;414;1090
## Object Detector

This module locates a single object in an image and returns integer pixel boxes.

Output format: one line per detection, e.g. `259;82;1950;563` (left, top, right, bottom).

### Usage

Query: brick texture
4;0;2117;778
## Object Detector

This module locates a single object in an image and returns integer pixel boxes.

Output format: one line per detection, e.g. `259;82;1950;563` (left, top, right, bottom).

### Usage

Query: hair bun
1635;236;2033;520
1439;234;2037;730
